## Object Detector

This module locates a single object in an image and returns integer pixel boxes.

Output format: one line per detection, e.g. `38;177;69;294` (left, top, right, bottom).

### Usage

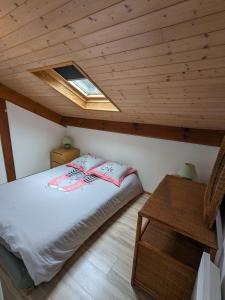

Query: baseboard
144;191;152;195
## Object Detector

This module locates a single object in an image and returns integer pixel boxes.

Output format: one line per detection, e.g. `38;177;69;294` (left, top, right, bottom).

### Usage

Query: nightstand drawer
51;151;67;164
50;148;80;167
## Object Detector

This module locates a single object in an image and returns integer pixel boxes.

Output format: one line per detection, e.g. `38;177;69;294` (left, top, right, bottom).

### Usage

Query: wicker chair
204;136;225;228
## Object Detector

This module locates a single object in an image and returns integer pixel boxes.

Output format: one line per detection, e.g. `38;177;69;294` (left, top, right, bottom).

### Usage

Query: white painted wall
0;137;7;184
0;102;219;190
6;102;66;179
66;126;219;192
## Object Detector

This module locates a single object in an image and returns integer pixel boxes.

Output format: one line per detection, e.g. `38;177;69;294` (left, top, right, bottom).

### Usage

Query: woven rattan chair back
204;136;225;228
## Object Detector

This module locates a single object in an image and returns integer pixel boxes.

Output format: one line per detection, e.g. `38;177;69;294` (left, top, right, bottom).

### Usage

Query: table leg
131;214;142;285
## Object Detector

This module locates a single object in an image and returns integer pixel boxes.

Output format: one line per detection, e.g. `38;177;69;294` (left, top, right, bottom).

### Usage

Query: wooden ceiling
0;0;225;130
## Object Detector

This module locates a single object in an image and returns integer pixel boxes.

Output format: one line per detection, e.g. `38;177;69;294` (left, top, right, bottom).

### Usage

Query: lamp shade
62;136;73;149
177;163;197;181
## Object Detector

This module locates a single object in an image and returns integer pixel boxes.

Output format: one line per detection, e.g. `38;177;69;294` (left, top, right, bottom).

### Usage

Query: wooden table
131;175;217;300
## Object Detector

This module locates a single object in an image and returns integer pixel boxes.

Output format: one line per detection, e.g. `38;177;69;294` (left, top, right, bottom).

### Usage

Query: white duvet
0;165;143;285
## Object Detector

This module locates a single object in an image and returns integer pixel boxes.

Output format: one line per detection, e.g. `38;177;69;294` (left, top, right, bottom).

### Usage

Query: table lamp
177;163;197;181
62;136;73;149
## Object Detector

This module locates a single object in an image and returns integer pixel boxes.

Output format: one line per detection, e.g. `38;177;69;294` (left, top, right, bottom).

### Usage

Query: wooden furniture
132;175;218;300
50;147;80;168
0;100;16;182
204;135;225;227
132;136;225;299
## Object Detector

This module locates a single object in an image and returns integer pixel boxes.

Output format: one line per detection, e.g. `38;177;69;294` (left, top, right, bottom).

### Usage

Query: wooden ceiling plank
1;65;223;84
103;77;225;89
71;11;225;60
0;0;123;52
1;5;225;72
78;0;225;47
0;0;70;38
98;67;225;86
0;42;84;70
115;93;225;100
0;0;184;60
107;86;225;95
119;107;225;114
0;7;224;72
1;13;225;78
0;0;224;131
0;83;63;125
7;49;225;82
77;27;225;69
85;44;225;75
0;31;162;71
0;28;84;62
117;100;225;106
0;0;26;19
91;56;225;80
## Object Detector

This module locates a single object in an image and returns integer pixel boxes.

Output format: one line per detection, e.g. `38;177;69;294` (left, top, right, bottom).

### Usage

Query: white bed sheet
0;165;143;285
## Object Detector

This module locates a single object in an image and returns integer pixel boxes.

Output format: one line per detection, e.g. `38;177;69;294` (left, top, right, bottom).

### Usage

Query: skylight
31;62;119;112
54;64;104;98
68;79;104;98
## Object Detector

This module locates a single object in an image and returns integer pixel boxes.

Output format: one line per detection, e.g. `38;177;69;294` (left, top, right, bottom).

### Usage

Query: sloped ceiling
0;0;225;130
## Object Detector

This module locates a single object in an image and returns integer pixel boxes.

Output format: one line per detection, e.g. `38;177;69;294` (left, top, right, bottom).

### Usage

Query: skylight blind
54;65;84;80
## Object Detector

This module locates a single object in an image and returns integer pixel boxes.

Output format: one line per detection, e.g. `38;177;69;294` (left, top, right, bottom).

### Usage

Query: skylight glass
68;79;104;98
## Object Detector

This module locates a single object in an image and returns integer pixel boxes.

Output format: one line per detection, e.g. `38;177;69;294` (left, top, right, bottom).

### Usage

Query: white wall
0;137;7;184
0;103;219;190
6;102;66;179
66;126;219;192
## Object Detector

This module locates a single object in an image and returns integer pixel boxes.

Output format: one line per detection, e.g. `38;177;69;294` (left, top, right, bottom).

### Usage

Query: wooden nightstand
50;148;80;168
131;175;217;300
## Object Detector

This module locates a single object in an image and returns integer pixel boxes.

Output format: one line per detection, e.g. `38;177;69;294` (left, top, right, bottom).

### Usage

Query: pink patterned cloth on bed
48;169;99;192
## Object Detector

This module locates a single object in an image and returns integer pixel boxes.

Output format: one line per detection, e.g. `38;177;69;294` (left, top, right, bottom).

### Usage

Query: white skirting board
191;252;221;300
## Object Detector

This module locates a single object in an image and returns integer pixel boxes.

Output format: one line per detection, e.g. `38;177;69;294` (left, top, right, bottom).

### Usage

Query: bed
0;164;143;288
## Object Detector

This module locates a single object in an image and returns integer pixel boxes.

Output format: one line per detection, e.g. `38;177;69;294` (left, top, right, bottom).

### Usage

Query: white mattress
0;165;143;285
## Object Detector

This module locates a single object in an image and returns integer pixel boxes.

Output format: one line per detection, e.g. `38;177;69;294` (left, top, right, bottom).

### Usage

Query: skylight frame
30;61;119;112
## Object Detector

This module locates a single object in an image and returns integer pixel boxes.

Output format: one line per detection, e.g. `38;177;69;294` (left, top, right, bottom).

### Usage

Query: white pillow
67;154;105;173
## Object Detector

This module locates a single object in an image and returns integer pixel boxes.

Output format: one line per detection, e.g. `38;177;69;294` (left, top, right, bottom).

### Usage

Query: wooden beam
62;117;225;147
0;100;16;181
0;83;63;125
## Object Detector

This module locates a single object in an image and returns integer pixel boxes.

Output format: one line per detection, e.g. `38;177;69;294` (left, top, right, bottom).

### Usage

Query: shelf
140;175;217;250
141;220;205;270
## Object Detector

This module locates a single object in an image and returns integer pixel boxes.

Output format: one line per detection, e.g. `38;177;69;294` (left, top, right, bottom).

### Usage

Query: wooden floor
1;193;153;300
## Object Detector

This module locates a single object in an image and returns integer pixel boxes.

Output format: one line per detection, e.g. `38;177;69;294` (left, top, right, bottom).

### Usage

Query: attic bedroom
0;1;225;299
